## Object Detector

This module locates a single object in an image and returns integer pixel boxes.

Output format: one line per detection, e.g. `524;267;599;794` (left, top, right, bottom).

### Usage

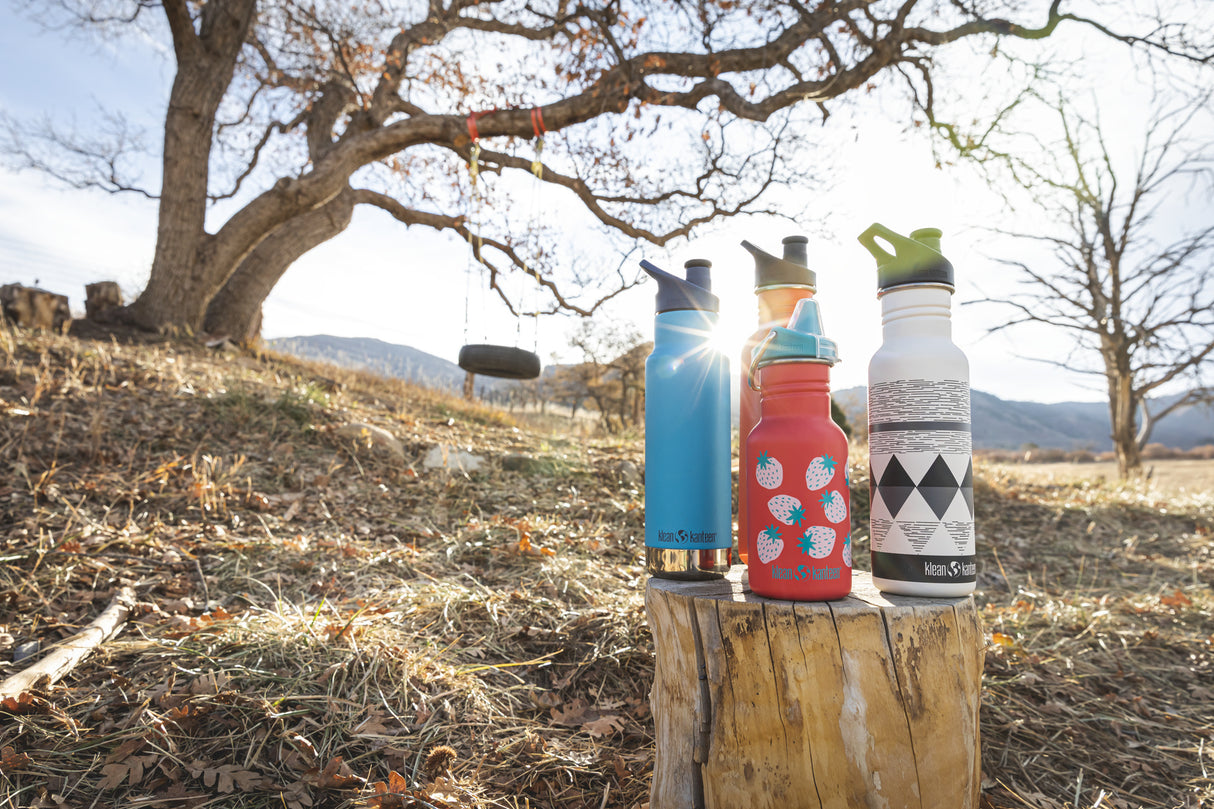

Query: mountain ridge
268;335;1214;450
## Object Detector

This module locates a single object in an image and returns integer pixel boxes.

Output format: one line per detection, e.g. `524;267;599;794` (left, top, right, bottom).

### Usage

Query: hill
273;335;1214;450
266;334;477;393
0;325;1210;808
834;386;1214;451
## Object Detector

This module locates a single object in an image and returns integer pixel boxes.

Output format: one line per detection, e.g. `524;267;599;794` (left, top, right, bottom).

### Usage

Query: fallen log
0;586;136;700
646;567;983;809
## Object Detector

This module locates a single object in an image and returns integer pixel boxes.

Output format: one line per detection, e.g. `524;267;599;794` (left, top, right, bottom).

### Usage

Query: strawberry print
755;451;783;489
842;532;852;567
804;454;837;491
820;489;847;524
797;526;835;559
767;494;803;525
755;525;784;564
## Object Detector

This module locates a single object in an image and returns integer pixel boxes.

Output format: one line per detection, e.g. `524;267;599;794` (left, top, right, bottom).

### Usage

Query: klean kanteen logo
657;529;718;545
925;559;977;579
872;552;977;583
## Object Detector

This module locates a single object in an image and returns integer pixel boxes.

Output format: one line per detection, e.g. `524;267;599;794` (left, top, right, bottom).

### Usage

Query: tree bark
127;0;257;333
203;188;357;340
646;568;983;809
1108;364;1142;478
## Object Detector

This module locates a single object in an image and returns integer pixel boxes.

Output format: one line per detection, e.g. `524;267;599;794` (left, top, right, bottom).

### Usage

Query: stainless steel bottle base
647;547;731;580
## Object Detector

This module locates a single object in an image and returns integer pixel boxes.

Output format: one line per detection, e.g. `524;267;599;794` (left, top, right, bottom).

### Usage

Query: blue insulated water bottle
640;258;732;580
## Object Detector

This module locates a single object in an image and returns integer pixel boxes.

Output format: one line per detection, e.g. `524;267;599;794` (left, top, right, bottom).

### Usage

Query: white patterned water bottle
858;224;975;597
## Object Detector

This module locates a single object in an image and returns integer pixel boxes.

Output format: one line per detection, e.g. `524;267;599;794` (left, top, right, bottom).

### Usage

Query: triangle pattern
942;490;974;523
900;521;938;552
876;455;916;518
959;457;974;517
895;489;939;522
878;456;915;488
896;452;940;484
871;517;893;547
919;455;958;488
946;521;974;551
959;457;974;489
879;486;915;518
876;452;977;524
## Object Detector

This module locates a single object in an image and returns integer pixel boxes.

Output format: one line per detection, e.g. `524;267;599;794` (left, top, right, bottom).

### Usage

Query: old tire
457;344;542;380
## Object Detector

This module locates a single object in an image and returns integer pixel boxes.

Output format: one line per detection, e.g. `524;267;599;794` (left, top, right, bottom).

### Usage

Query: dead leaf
353;710;393;736
550;697;593;726
280;780;315;809
582;714;625;738
309;756;363;790
0;746;32;772
189;671;231;695
98;763;130;791
1161;590;1193;609
367;770;413;808
104;736;146;764
198;763;271;793
0;691;41;714
530;690;561;710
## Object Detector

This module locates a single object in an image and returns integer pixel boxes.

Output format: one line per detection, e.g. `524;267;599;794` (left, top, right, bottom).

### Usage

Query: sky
0;4;1206;405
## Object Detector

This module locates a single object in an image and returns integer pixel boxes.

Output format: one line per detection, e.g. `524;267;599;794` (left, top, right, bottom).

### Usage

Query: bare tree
5;1;1212;339
960;91;1214;477
566;318;648;434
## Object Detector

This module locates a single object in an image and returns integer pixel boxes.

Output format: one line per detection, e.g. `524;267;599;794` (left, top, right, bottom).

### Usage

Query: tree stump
84;281;124;321
646;566;983;809
0;283;70;332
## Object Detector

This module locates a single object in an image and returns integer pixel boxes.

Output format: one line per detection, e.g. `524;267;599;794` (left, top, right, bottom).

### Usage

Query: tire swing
457;109;544;400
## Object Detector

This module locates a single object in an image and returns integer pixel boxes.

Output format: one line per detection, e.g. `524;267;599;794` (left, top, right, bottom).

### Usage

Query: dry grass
986;458;1214;501
0;322;1211;808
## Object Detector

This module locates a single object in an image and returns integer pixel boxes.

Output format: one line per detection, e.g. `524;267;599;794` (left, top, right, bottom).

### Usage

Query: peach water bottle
737;236;816;564
745;298;850;601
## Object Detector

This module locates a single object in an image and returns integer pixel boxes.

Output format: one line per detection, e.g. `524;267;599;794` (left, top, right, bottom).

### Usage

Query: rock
613;459;642;484
501;453;568;475
502;453;539;472
13;640;39;663
423;444;485;474
335;422;405;461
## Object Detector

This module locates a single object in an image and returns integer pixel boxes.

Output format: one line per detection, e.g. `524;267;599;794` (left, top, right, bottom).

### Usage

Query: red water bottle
745;298;850;601
737;236;816;564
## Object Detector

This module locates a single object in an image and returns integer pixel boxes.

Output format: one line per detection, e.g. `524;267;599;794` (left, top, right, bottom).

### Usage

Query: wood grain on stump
646;567;983;809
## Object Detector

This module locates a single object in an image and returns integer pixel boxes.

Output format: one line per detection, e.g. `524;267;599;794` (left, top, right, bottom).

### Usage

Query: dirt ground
0;325;1211;808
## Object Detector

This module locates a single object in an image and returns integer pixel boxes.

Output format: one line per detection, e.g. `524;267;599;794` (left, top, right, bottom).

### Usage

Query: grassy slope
0;324;1210;809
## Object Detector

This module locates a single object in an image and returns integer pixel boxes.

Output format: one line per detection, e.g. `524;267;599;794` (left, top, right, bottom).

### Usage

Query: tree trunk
1108;370;1142;479
127;0;258;333
646;568;983;808
203;189;357;340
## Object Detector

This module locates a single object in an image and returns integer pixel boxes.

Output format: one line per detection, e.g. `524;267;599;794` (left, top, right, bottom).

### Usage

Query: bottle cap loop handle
747;331;777;392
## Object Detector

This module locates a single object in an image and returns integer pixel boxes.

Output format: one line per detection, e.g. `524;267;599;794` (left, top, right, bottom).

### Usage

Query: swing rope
463;113;485;344
521;107;547;351
462;106;547;353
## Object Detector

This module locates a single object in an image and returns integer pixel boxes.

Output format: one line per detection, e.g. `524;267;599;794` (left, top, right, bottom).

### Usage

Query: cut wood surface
646;567;983;809
0;586;136;700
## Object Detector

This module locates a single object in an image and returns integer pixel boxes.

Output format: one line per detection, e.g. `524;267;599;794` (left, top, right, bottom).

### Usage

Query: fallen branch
0;586;136;700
